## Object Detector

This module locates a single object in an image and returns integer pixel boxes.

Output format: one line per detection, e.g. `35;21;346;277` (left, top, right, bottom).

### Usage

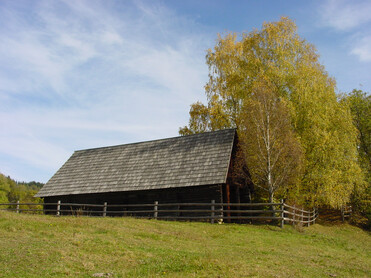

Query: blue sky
1;0;370;183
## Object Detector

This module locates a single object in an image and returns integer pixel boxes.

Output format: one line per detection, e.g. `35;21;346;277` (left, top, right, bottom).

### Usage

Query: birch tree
239;82;302;202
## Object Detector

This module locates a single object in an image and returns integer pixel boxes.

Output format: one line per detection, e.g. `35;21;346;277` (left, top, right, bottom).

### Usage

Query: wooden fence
341;205;352;222
0;200;318;228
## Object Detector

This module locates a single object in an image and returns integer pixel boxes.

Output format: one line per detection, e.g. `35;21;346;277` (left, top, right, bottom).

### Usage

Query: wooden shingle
36;129;236;197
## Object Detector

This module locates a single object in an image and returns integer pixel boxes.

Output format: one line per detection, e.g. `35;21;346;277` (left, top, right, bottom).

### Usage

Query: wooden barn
35;129;253;216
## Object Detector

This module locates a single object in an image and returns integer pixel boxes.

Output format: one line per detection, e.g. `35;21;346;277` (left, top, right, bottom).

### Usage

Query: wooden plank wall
44;185;222;217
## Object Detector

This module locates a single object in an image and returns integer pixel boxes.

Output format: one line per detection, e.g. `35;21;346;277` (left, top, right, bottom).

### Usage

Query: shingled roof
36;129;236;197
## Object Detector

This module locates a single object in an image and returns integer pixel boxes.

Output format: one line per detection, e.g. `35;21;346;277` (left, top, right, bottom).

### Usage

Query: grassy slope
0;212;370;278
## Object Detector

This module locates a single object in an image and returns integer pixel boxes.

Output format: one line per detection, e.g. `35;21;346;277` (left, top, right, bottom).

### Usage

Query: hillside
0;212;370;278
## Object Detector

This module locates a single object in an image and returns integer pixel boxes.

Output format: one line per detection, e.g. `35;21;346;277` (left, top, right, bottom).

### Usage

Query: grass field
0;211;370;278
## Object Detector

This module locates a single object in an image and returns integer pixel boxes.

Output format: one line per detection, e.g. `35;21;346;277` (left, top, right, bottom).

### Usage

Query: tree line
179;17;370;223
0;173;43;205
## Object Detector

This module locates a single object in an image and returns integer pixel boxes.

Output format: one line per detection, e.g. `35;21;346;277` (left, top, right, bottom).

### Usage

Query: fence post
280;199;284;228
349;206;352;218
307;210;310;227
211;200;215;224
56;200;61;216
292;207;295;226
221;203;224;223
301;209;304;226
341;205;345;222
313;208;316;225
103;202;107;217
16;200;20;214
154;201;158;220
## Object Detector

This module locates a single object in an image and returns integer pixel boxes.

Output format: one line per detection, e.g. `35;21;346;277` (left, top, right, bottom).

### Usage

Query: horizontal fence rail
0;200;318;228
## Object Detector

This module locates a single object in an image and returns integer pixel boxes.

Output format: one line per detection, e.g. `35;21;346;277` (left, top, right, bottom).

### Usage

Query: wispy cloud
0;0;210;182
351;35;371;62
320;0;371;31
319;0;371;62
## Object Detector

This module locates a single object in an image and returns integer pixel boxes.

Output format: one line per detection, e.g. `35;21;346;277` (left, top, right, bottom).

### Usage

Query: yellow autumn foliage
180;17;364;208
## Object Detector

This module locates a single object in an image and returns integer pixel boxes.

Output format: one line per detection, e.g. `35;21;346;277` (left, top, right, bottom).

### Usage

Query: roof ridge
75;128;236;153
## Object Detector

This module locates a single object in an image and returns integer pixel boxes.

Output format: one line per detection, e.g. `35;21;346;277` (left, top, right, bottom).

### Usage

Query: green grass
0;211;370;277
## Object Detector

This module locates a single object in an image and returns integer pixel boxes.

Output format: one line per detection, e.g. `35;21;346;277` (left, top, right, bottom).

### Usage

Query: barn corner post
226;183;231;223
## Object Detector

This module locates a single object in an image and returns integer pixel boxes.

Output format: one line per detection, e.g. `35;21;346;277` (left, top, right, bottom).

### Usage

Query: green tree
180;17;363;208
341;89;370;225
342;90;370;176
0;173;43;209
0;174;10;203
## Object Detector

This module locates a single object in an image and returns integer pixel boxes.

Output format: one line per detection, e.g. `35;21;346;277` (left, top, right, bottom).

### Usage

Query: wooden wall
43;184;222;218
